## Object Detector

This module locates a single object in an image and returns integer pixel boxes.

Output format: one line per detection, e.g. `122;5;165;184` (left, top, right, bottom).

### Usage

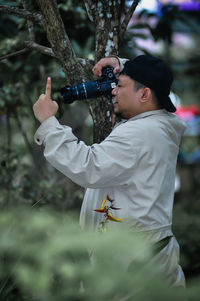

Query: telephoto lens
61;66;118;104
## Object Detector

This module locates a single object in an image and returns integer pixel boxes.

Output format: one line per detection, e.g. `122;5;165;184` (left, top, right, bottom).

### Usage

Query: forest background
0;0;200;300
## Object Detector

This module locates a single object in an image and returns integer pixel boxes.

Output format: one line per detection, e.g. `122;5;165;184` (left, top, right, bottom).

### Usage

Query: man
33;55;186;287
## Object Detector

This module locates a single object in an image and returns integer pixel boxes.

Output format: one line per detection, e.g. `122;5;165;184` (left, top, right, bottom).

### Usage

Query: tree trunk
84;0;123;142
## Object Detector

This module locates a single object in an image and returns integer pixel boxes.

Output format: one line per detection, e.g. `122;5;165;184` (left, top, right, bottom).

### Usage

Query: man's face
112;74;141;119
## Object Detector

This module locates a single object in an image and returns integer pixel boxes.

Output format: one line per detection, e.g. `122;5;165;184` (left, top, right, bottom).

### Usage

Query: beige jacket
34;110;185;237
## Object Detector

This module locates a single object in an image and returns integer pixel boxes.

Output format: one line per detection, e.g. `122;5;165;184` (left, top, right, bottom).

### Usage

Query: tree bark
90;0;122;61
82;0;121;142
36;0;87;85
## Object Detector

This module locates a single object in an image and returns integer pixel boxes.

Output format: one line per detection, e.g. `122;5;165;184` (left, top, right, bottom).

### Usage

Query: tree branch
0;5;42;25
24;41;55;57
22;0;35;41
0;42;94;69
0;48;29;61
120;0;141;42
84;0;96;23
0;43;55;61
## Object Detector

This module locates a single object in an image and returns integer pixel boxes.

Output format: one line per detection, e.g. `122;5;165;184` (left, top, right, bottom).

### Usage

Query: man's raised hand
33;77;58;123
92;57;120;77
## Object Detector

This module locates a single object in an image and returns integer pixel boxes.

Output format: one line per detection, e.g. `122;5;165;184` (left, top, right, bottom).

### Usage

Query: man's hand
92;57;120;77
33;77;58;123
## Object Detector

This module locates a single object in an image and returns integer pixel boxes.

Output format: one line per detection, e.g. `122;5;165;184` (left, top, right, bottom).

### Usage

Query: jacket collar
128;109;167;122
113;110;168;129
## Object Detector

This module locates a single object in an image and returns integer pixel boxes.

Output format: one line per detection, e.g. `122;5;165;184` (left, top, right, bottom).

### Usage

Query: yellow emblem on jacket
94;195;123;224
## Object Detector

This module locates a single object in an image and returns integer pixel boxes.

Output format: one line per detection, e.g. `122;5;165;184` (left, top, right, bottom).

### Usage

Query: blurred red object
175;105;200;121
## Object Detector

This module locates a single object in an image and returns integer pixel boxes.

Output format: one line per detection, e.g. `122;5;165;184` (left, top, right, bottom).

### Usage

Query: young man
33;55;186;287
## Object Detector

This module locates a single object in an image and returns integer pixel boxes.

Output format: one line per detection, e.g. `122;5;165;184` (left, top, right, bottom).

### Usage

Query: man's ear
140;87;152;103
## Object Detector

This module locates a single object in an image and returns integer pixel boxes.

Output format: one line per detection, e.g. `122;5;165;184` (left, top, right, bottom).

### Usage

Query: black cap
121;55;176;113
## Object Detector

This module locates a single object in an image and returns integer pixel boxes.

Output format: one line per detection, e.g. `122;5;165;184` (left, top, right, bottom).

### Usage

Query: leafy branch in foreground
0;206;192;301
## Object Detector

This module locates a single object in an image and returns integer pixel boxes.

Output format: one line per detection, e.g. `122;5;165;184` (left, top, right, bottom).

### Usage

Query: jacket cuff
34;116;61;145
107;55;129;72
118;58;129;72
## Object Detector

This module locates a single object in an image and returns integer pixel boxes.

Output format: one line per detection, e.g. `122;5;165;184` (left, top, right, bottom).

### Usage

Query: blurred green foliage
0;206;193;301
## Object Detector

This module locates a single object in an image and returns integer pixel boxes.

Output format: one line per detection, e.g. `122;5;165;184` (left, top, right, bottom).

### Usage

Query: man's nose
112;86;118;96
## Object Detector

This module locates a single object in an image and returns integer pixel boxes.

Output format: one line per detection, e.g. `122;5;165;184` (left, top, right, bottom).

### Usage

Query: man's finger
45;77;51;98
113;66;120;74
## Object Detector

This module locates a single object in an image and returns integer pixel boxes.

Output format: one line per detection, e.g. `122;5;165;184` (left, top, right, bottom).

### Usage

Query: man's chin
114;111;124;119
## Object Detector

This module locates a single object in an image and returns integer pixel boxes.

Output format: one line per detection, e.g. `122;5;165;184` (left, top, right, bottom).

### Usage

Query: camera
60;66;118;104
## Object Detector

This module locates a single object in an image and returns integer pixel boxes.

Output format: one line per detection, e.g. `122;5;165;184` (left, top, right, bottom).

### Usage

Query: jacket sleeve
118;58;129;72
34;116;138;188
108;55;128;72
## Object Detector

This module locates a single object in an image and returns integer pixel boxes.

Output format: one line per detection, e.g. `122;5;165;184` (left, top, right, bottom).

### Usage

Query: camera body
60;66;118;104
